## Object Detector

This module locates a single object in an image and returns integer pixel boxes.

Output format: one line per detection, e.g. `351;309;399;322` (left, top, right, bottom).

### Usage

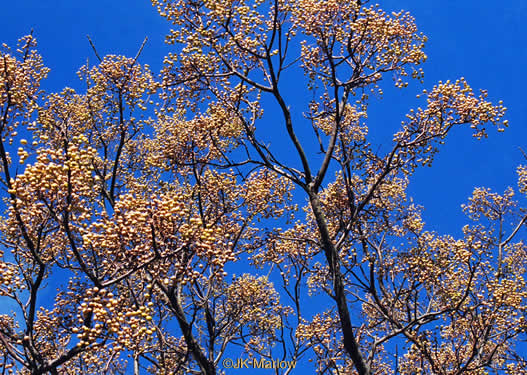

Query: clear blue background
3;0;525;234
2;0;526;373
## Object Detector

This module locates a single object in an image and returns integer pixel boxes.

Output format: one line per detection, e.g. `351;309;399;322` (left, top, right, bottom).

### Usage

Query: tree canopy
0;1;526;374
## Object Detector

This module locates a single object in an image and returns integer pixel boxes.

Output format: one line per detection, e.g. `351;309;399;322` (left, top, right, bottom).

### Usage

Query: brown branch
308;191;371;375
86;35;103;62
163;282;216;375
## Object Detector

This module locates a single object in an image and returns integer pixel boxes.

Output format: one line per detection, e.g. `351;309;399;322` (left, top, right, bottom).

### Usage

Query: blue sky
3;0;525;235
381;1;527;235
2;0;527;373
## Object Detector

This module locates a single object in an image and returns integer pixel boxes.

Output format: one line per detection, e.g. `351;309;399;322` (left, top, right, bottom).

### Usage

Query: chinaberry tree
0;0;526;374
